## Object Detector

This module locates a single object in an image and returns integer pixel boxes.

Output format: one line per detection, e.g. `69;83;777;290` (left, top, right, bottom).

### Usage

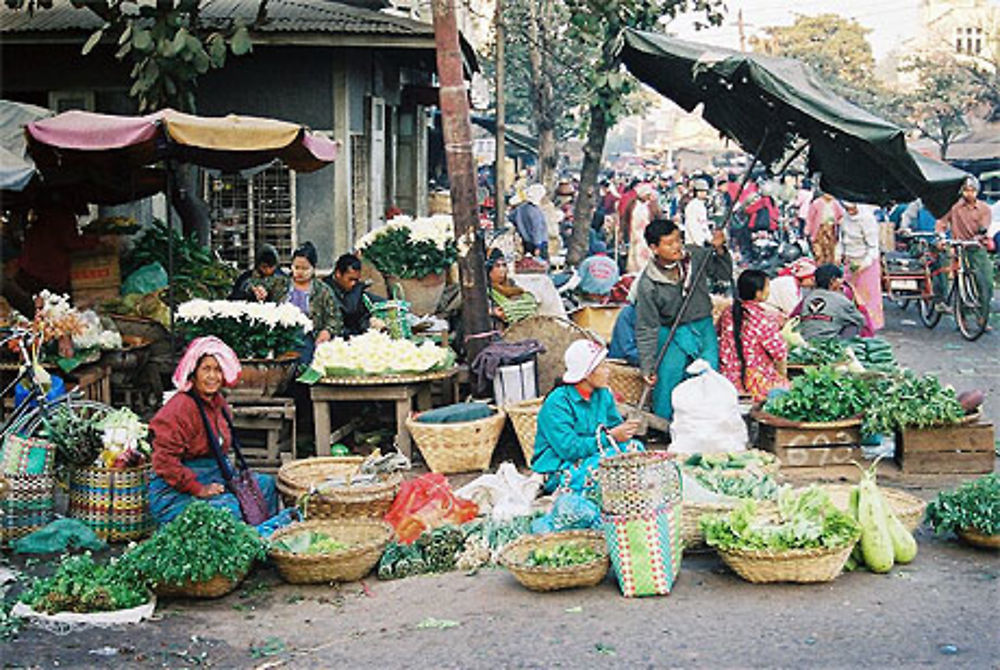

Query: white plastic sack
669;359;748;454
454;462;543;521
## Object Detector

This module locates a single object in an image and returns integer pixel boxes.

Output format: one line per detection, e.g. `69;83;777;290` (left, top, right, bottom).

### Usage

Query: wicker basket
606;360;646;406
276;457;401;520
499;530;609;592
957;528;1000;550
507;398;544;464
595;451;681;516
681;499;780;551
405;409;506;474
68;464;154;542
717;541;858;583
0;473;54;545
154;571;247;599
269;519;395;584
819;484;926;533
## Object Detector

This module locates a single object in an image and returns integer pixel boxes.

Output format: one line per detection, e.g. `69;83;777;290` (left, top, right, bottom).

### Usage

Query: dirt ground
1;303;997;669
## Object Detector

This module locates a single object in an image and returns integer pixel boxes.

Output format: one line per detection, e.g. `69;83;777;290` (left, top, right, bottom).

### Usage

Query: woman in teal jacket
531;340;641;492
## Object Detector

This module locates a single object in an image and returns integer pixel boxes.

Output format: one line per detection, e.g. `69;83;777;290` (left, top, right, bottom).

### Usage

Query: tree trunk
528;0;557;194
566;102;609;266
431;0;492;363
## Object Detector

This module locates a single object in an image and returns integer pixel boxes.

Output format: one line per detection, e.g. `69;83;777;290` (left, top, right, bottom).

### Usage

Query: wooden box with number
894;420;995;474
752;411;862;468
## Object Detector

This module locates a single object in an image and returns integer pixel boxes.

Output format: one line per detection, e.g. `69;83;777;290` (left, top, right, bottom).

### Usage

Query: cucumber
849;486;864;566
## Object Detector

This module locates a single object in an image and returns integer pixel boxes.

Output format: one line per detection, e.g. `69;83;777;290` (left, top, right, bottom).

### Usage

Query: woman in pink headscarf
148;337;278;525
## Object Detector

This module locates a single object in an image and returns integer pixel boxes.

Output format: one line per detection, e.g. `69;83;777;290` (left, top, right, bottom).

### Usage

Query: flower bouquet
176;299;313;359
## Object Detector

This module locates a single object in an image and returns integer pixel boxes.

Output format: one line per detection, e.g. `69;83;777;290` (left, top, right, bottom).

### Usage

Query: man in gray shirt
796;264;866;340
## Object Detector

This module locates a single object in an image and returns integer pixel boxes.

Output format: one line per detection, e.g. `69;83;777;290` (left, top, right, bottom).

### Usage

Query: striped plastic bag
602;503;683;597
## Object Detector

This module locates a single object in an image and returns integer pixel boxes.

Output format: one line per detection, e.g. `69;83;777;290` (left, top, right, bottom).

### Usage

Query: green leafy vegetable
272;531;350;555
764;366;871;423
694;471;781;500
925;473;1000;536
787;338;846;365
526;543;599;567
861;371;965;435
20;554;150;614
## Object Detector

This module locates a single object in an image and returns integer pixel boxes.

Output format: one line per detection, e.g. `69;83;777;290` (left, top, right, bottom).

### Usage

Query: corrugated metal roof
0;0;434;36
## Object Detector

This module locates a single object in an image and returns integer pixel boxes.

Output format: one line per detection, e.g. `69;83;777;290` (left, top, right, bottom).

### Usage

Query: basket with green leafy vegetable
270;518;394;584
18;554;151;616
499;530;609;592
758;366;871;426
700;486;861;583
925;473;1000;549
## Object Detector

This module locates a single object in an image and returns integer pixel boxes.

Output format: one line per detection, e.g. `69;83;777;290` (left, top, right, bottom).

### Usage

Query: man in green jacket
635;218;733;421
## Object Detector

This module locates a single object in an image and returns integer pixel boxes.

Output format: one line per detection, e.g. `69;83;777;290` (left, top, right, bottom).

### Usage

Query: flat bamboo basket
499;530;609;592
405;409;506;474
717;540;858;584
277;457;401;520
507;397;543;464
957;528;1000;550
269;519;395;584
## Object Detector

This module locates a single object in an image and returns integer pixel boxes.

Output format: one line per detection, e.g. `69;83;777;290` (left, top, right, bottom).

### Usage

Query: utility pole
495;0;506;232
431;0;492;362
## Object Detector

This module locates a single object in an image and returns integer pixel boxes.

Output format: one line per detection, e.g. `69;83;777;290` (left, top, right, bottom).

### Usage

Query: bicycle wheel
918;297;941;328
955;271;987;341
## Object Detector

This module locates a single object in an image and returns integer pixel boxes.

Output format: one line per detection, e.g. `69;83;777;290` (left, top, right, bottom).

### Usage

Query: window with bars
204;163;297;270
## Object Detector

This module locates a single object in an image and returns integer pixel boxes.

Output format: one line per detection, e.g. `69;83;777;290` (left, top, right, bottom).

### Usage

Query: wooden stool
228;397;297;473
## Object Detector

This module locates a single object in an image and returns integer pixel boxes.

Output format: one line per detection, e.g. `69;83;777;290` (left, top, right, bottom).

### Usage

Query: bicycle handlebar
946;239;984;248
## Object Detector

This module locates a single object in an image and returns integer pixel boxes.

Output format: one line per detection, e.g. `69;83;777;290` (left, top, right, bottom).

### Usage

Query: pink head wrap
172;336;242;392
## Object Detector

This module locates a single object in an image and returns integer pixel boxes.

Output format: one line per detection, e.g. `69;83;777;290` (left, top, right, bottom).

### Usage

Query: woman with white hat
531;340;642;493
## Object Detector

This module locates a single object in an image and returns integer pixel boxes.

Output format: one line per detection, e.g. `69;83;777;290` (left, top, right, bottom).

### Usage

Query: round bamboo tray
750;408;862;430
154;571;247;599
499;530;609;592
606;359;645;406
269;519;395;584
507;397;543;464
405;408;506;474
819;484;926;533
717;540;859;583
957;528;1000;550
318;367;457;386
277;457;401;520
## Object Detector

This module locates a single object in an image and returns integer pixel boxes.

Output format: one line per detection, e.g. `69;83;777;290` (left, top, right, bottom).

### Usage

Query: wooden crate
757;422;863;468
895;422;995;474
229;397;296;473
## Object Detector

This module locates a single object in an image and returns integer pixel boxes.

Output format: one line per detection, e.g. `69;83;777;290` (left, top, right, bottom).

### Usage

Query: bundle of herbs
764;366;871;423
925;473;1000;537
20;554;150;615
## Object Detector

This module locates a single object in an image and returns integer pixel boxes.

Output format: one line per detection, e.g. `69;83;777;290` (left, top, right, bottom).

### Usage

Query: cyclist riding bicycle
933;176;994;326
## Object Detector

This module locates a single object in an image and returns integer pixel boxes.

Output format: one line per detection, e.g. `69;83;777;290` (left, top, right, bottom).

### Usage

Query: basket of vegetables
122;502;267;599
276;457;402;520
499;530;609;592
269;519;395;584
681;469;782;551
701;487;861;583
17;553;152;618
925;473;999;550
507;397;543;464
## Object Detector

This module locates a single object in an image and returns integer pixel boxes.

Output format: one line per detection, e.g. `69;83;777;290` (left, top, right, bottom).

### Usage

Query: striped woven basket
602;503;683;597
0;473;55;545
68;464;154;542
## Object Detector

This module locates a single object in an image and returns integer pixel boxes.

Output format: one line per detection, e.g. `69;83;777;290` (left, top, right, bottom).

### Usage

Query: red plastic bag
384;473;479;544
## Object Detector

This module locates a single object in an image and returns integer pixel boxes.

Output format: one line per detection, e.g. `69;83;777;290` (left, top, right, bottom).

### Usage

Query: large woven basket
507;398;543;464
0;473;54;545
405;409;506;474
681;500;780;551
154;570;247;599
68;464;154;542
819;484;926;533
957;528;1000;550
269;519;395;584
276;457;401;520
596;451;681;516
717;541;858;583
499;530;609;592
606;360;645;406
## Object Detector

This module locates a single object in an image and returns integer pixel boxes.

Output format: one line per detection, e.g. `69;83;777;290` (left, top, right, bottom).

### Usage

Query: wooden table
310;368;459;459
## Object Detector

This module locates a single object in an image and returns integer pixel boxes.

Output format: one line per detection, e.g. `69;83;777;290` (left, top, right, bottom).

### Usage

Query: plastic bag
454;462;543;521
384;473;479;544
529;492;601;534
669;359;747;454
12;519;106;554
121;262;168;296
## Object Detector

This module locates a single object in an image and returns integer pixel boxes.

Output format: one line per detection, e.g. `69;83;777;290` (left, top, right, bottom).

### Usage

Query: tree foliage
8;0;260;112
901;53;981;159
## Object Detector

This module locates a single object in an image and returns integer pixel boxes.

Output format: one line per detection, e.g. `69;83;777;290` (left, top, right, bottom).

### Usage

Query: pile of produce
525;543;599;568
176;299;312;359
701;486;860;552
861;371;965;435
271;531;351;555
845;337;897;373
19;554;149;615
925;473;999;538
456;514;541;570
764;367;871;423
311;330;454;377
693;470;781;501
42;406;150;476
94;408;151;469
356;215;458;279
377;525;466;580
682;451;777;473
101;292;171;328
787;338;846;366
845;463;917;573
117;502;267;588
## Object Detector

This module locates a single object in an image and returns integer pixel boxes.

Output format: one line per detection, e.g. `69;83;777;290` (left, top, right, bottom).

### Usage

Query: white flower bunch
312;331;449;376
176;299;313;333
72;310;122;351
356;214;455;253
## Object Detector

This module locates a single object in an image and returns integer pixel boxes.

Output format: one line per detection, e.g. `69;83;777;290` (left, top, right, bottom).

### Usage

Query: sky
669;0;924;61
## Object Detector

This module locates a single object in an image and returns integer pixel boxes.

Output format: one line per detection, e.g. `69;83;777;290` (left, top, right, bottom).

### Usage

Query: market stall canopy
26;108;340;175
0;99;51;192
620;29;968;217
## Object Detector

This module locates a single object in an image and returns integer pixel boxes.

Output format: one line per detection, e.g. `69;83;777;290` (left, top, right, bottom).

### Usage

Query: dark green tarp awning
621;29;968;217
